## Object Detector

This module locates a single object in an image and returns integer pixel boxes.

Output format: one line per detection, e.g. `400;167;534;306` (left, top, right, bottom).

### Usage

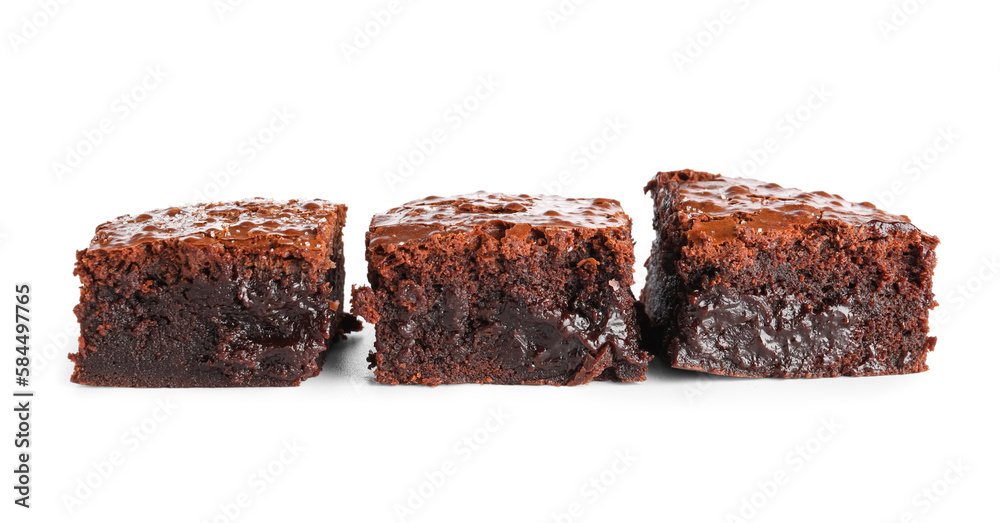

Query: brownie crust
641;170;938;378
352;192;651;385
70;199;360;387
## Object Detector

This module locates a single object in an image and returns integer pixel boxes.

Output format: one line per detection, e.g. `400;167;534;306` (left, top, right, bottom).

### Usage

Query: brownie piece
70;199;360;387
641;170;938;378
351;192;650;385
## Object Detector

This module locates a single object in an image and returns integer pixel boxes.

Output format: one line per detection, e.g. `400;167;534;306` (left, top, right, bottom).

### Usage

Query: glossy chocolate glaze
368;191;630;247
91;198;341;251
646;170;923;244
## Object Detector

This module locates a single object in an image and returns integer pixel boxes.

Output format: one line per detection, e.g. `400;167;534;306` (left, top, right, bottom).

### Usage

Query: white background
1;1;996;521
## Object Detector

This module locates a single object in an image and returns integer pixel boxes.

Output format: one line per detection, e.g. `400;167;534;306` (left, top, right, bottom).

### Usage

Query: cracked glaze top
646;170;922;243
368;192;629;247
89;198;344;251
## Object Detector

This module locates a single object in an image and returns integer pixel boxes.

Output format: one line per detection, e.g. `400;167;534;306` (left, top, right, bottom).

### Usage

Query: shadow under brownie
641;170;938;378
351;192;651;385
70;199;360;387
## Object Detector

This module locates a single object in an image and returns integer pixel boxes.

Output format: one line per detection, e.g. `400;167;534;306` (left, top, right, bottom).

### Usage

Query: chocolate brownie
70;199;360;387
351;192;650;385
641;170;938;378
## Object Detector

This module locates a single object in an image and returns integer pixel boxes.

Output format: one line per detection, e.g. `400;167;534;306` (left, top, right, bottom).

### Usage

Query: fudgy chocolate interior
642;170;938;378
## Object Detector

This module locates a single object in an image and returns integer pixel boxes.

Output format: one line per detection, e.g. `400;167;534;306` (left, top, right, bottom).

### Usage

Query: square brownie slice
641;170;938;378
351;192;650;385
70;199;360;387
